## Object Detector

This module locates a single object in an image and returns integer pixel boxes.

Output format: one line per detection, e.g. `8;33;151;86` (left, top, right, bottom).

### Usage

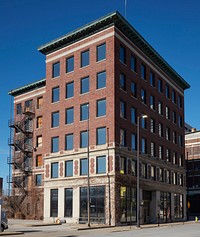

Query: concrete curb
0;231;24;236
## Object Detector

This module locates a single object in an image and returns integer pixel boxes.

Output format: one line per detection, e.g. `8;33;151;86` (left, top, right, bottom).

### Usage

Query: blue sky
0;0;200;191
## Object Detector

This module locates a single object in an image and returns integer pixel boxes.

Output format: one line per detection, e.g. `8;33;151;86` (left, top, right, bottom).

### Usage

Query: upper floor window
120;128;126;146
172;111;177;124
120;157;127;174
51;162;58;178
80;158;88;175
151;142;156;157
120;73;126;91
37;97;43;109
166;84;170;99
66;82;74;99
51;136;59;153
131;55;137;72
141;137;146;153
166;106;170;119
81;50;89;67
37;116;42;128
96;156;106;174
178;115;183;127
131;107;136;124
97;99;106;117
36;154;42;167
150;72;155;86
52;87;60;103
66;56;74;73
80;130;88;148
51;111;59;128
36;174;42;186
120;100;126;119
150;118;156;133
80;103;89;121
65;133;74;150
131;82;137;97
97;43;106;62
97;71;106;89
158;123;163;137
120;45;126;63
65;160;73;177
178;96;182;109
141;116;147;129
81;76;89;94
96;127;106;145
158;101;163;115
141;64;146;80
25;99;33;112
172;90;176;103
150;95;155;110
131;133;136;150
65;107;74;124
52;62;60;78
158;79;163;93
37;135;42;147
141;89;146;104
16;103;22;115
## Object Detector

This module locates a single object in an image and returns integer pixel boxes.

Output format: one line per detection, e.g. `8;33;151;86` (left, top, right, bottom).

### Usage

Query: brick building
9;11;189;224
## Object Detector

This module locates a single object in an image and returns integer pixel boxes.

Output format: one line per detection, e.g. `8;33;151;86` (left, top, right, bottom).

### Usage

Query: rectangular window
159;146;163;160
150;72;155;86
120;157;127;174
166;84;170;98
50;189;58;217
36;116;42;128
131;55;136;71
141;163;146;178
36;174;42;186
120;100;126;119
16;103;22;115
120;73;126;91
172;90;176;103
166;149;170;162
141;89;146;104
81;50;89;67
66;82;74;98
132;160;136;176
141;64;146;80
51;136;59;153
97;99;106;117
120;129;126;146
150;118;156;133
96;127;106;145
37;135;42;147
158;79;163;93
52;62;60;78
51;162;58;178
96;156;106;174
178;135;183;147
131;107;136;124
36;154;42;167
173;131;177;144
65;107;74;124
52;87;60;103
97;71;106;89
131;82;137;97
141;116;147;129
151;166;155;180
64;188;73;217
172;111;176;123
80;158;88;175
150;95;155;110
65;160;73;177
131;133;136;150
158;101;163;115
80;103;89;121
66;56;74;73
178;115;182;127
151;142;156;157
141;137;146;153
120;45;126;63
178;96;182;108
37;97;43;109
25;99;33;112
166;127;170;141
65;134;74;150
166;106;170;119
97;43;106;61
80;130;88;148
81;76;89;94
51;111;59;128
158;123;163;137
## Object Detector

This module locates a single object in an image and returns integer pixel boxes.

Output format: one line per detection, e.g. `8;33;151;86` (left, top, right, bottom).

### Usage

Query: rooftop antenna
125;0;127;19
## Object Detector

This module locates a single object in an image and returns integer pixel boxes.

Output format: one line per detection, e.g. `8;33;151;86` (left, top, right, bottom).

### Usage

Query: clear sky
0;0;200;191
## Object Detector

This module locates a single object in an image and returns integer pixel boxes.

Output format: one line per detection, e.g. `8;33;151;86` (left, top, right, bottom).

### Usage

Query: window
141;89;146;104
80;103;89;121
178;96;182;108
141;116;147;129
150;95;155;110
81;50;89;67
16;103;22;114
172;90;176;103
131;107;136;124
64;188;73;217
96;156;106;174
65;107;74;124
52;62;60;78
80;130;88;148
80;158;88;175
151;142;156;157
151;166;155;180
158;101;163;115
50;189;58;217
81;76;89;94
158;123;163;137
132;160;136;176
131;133;136;150
166;106;170;119
37;97;43;109
150;72;155;86
65;161;73;177
150;118;156;133
172;111;176;123
36;154;42;167
120;45;126;63
97;43;106;61
65;134;74;150
158;79;163;93
120;73;126;91
97;99;106;117
141;64;146;80
131;55;136;71
51;111;59;128
120;100;126;119
166;127;170;141
131;82;137;97
141;137;146;153
66;56;74;73
37;135;42;147
36;174;42;186
141;163;146;178
160;168;163;182
37;116;42;128
166;84;170;98
97;71;106;89
96;127;106;145
52;87;60;103
120;129;126;146
178;135;183;147
51;136;59;153
120;157;127;174
178;115;182;127
51;162;58;178
66;82;74;98
25;99;33;112
173;131;177;144
173;152;177;165
159;146;163;159
166;149;170;162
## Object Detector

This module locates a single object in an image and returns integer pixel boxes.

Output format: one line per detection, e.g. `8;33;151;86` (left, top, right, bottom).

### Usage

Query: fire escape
8;103;35;214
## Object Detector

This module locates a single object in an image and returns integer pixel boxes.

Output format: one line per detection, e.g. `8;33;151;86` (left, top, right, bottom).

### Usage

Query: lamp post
137;114;147;228
87;104;90;227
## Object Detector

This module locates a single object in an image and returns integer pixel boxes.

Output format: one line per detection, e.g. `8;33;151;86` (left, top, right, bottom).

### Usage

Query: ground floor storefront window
80;186;105;223
64;188;73;217
160;192;171;222
50;189;58;217
120;186;136;223
174;193;183;219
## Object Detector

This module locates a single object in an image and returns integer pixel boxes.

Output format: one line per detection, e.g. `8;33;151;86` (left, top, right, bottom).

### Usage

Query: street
1;220;200;237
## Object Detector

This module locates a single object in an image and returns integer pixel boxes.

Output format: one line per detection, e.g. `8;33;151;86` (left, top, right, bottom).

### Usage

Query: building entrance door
143;201;150;224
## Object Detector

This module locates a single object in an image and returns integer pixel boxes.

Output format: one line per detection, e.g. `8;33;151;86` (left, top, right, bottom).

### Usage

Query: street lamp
137;114;147;228
87;104;90;227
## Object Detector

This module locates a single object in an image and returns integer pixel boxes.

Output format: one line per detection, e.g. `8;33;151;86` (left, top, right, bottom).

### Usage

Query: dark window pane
97;43;106;61
51;137;59;153
36;174;42;186
81;76;89;94
80;158;88;175
65;161;73;177
65;134;74;150
66;107;74;124
80;103;89;121
66;56;74;73
81;50;89;67
64;188;73;217
97;71;106;89
51;111;59;127
16;103;22;114
120;45;126;63
131;82;136;97
52;62;60;78
96;156;106;174
97;99;106;117
51;162;58;178
141;64;146;80
80;131;88;148
52;87;60;103
97;127;106;145
131;55;136;71
50;189;58;217
66;82;74;98
120;74;126;91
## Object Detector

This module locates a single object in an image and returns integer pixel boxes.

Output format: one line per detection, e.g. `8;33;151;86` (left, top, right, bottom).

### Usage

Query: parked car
1;211;8;232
